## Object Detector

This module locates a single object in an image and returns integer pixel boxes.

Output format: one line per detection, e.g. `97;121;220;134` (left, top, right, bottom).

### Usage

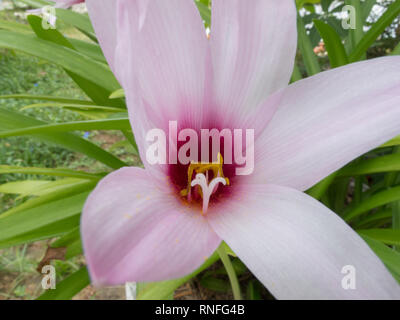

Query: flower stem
217;244;242;300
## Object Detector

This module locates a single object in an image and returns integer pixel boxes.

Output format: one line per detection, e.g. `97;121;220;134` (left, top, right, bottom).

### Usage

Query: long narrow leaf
297;15;321;76
362;235;400;282
358;229;400;246
0;181;94;219
344;185;400;221
27;15;122;107
339;154;400;177
0;94;95;105
0;192;90;248
314;19;348;68
349;0;400;62
0;31;119;93
37;267;90;300
0;165;103;180
0;108;126;169
0;118;130;138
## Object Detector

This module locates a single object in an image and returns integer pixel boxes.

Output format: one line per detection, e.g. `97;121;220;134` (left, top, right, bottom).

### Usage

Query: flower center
180;153;230;214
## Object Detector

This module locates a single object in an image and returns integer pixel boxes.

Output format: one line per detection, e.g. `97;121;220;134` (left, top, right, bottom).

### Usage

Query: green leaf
0;31;120;94
0;107;126;169
393;200;400;252
307;172;337;200
314;19;348;68
0;118;130;138
354;209;393;229
0;180;52;195
339;153;400;177
26;15;122;108
392;42;400;56
52;227;83;259
296;0;320;9
246;280;262;300
37;267;90;300
0;165;103;180
343;185;400;221
362;235;400;283
0;180;94;219
55;8;95;38
0;19;32;34
109;89;125;99
290;64;303;83
68;38;106;63
195;1;211;26
0;94;95;105
200;276;230;293
64;240;83;259
19;0;96;39
345;0;364;52
0;178;86;197
362;0;377;22
297;15;321;76
349;0;400;62
109;140;139;156
27;14;74;49
381;135;400;147
0;192;90;248
358;229;400;246
17;0;51;8
222;241;237;257
21;102;122;112
21;179;89;199
137;252;220;300
0;215;81;249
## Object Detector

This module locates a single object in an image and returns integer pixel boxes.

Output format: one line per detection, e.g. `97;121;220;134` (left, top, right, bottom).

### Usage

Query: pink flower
82;0;400;299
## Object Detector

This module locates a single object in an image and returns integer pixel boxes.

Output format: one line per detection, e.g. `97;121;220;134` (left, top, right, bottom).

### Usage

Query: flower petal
254;57;400;191
82;167;220;285
115;0;210;129
86;0;118;74
103;0;214;177
208;184;400;299
210;0;297;114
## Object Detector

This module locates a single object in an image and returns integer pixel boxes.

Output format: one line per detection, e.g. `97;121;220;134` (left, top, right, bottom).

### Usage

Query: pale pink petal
208;184;400;299
210;0;297;115
86;0;118;74
115;0;211;130
81;167;220;285
253;57;400;191
101;0;214;177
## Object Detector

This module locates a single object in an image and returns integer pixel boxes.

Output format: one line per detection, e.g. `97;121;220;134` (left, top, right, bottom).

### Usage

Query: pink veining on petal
82;167;221;285
82;0;400;299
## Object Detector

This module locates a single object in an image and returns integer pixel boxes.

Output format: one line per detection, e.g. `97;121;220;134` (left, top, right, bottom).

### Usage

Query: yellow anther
180;153;229;198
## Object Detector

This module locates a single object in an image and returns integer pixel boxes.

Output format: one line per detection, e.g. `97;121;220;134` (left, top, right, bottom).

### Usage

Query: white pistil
191;173;227;214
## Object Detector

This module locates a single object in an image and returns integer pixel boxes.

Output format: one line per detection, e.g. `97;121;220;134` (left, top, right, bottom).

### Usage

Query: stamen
180;153;229;198
191;173;227;214
180;153;230;213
